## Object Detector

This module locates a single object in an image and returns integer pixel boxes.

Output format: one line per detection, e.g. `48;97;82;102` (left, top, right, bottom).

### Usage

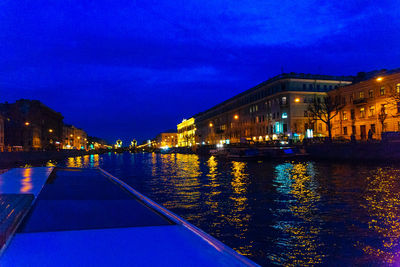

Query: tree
307;95;342;142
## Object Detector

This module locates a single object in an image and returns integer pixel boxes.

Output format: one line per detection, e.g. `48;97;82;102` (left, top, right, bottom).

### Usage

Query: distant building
0;99;63;150
193;73;353;145
63;125;87;149
155;131;177;148
177;118;196;147
87;136;110;149
329;69;400;140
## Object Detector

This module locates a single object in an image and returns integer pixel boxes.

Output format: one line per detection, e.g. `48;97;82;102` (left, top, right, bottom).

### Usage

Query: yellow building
329;70;400;140
177;118;196;147
156;132;177;148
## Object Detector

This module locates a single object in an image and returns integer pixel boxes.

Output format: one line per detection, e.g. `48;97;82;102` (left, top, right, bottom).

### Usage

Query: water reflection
271;162;324;266
20;168;32;193
65;154;100;168
360;167;400;264
229;161;251;256
56;153;400;266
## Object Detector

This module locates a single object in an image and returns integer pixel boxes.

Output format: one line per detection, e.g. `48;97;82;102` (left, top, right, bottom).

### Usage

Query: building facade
194;73;353;145
177;118;196;147
0;99;64;150
155;132;178;148
329;70;400;140
63;125;87;149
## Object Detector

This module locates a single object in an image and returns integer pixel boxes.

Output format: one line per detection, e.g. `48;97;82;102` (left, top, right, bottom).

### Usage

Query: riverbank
0;149;109;168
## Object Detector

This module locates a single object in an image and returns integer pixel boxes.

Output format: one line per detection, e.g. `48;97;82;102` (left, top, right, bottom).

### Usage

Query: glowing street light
209;122;213;127
234;114;239;120
49;129;53;133
376;77;383;82
294;98;300;103
25;122;30;126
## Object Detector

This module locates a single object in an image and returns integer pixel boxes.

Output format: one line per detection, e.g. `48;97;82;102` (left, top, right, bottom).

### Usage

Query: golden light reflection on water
272;162;324;266
65;154;100;168
20;168;33;193
205;156;221;214
229;161;252;256
360;167;400;264
157;154;202;217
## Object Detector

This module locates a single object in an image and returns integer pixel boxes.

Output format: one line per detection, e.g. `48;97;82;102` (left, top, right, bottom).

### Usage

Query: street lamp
49;129;53;133
25;122;30;126
209;122;213;127
234;115;239;120
376;77;383;82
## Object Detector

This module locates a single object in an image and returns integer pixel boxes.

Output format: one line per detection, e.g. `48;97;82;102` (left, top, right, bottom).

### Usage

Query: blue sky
1;0;399;143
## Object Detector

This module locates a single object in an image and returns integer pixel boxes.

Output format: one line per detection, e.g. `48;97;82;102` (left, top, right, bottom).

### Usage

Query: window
352;126;356;135
359;91;364;98
398;102;400;113
282;97;287;105
351;109;355;120
397;83;400;94
350;94;353;102
369;106;375;116
371;124;376;133
360;108;365;118
383;104;388;114
380;86;385;96
369;89;374;98
318;123;322;131
343;111;348;120
309;84;313;90
343;127;348;135
303;84;306;90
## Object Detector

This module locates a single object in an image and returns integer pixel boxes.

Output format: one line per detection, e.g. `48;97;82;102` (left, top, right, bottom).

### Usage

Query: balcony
353;98;367;105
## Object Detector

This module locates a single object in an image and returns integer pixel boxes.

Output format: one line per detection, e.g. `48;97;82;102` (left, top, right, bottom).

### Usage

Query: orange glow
209;122;213;127
70;134;73;137
234;115;239;120
376;77;383;82
20;168;33;193
49;129;53;133
25;122;30;126
294;98;300;103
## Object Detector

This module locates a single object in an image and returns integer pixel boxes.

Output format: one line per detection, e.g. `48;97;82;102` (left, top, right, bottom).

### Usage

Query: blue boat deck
0;167;258;266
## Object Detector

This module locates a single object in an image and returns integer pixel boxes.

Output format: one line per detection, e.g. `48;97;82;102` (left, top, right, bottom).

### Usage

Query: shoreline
0;149;109;168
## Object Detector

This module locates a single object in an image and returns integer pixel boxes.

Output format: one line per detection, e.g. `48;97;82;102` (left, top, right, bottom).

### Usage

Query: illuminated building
193;73;352;144
0;99;63;150
155;131;177;148
329;69;400;140
177;118;196;147
63;125;87;149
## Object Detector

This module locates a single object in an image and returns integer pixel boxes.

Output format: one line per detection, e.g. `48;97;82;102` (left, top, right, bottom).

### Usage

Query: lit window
380;86;385;96
369;106;375;116
397;83;400;94
360;107;365;118
359;91;364;98
282;97;287;105
343;111;348;120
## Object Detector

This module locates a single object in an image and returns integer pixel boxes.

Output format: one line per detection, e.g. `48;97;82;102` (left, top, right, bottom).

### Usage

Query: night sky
1;1;399;144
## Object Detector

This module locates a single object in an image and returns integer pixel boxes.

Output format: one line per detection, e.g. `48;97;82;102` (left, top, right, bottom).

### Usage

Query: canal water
50;152;400;266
